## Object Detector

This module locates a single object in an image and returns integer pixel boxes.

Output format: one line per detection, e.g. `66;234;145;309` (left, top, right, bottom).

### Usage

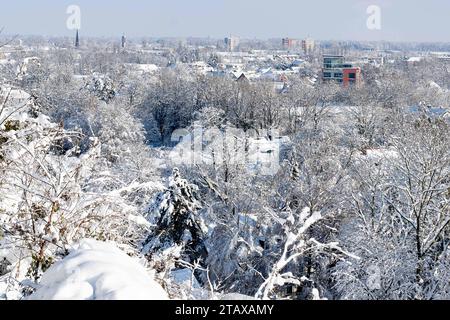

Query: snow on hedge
29;239;168;300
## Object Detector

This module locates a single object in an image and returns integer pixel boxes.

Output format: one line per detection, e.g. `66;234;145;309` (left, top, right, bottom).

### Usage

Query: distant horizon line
2;33;450;45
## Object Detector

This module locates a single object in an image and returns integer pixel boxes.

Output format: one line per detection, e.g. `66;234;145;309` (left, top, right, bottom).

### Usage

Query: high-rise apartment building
224;36;240;52
302;38;315;54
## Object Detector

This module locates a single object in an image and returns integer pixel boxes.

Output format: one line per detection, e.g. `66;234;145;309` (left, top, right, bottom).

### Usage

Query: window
323;72;331;78
348;73;356;79
334;73;343;78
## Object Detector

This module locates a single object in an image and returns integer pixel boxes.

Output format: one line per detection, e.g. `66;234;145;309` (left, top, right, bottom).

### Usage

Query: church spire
75;29;80;48
121;34;126;49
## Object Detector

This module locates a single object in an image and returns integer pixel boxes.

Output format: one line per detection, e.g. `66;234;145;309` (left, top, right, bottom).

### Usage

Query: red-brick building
282;38;300;50
342;67;361;87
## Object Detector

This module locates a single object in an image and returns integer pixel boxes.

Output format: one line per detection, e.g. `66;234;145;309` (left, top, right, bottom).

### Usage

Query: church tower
75;30;80;48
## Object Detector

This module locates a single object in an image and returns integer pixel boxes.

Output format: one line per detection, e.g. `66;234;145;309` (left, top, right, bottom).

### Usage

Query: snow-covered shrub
0;90;153;298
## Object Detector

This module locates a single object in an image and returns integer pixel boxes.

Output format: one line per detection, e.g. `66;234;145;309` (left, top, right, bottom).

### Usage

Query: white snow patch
364;148;399;160
170;268;201;289
29;239;168;300
128;214;152;228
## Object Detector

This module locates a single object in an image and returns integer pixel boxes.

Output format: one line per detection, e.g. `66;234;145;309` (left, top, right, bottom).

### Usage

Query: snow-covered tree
84;75;117;103
143;168;208;275
334;115;450;300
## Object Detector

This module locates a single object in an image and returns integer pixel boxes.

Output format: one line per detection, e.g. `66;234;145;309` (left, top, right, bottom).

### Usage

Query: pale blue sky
0;0;448;42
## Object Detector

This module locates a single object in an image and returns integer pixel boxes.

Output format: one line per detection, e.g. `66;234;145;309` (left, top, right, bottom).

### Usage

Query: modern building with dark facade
322;55;361;87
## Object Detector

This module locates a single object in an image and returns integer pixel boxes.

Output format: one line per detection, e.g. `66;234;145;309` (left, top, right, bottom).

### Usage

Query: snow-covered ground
29;239;168;300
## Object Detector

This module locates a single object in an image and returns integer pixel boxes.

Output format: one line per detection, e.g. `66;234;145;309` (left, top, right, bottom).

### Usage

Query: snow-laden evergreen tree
143;168;208;272
84;75;117;103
